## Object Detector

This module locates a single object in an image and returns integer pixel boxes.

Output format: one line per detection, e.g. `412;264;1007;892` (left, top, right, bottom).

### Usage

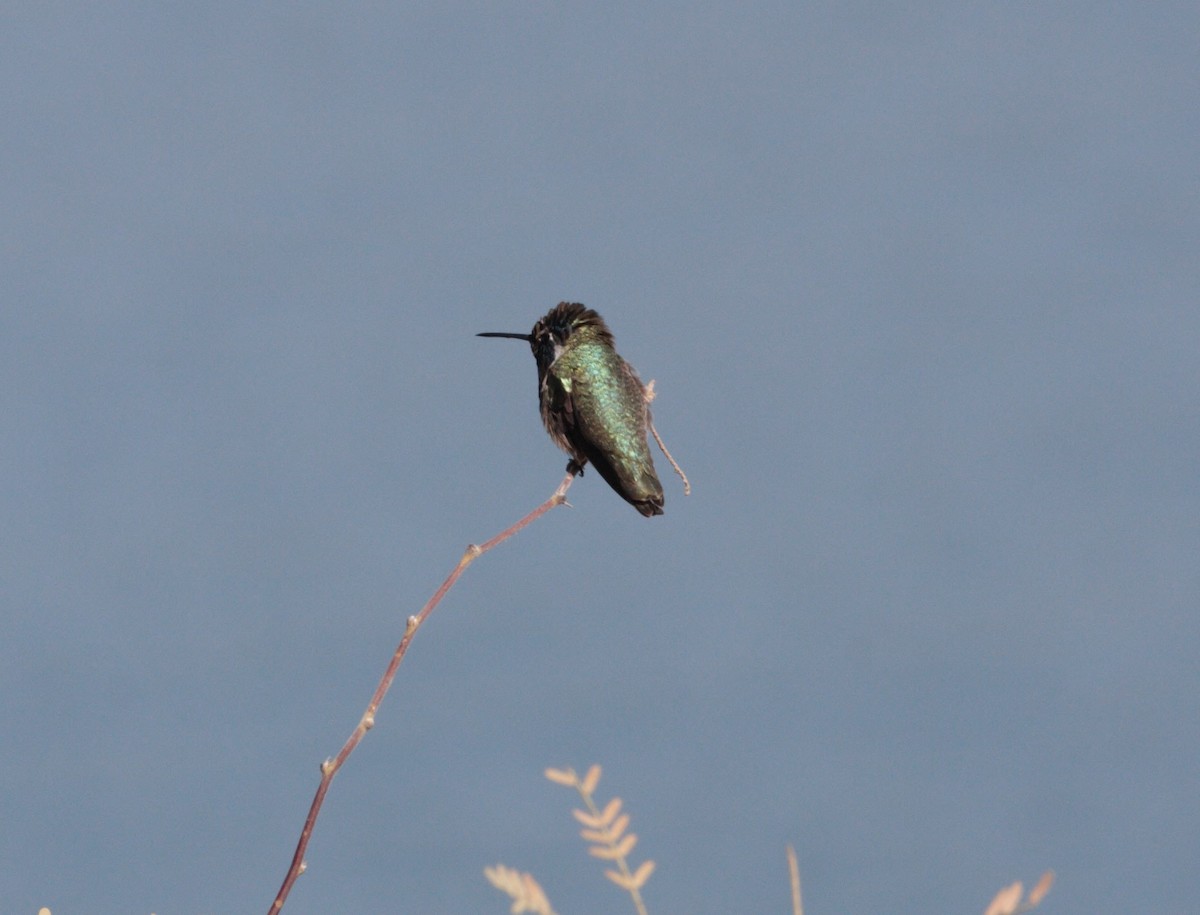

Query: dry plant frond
786;845;803;915
983;871;1055;915
485;864;558;915
580;764;603;795
1027;870;1055;906
550;763;654;915
580;812;631;844
544;767;578;787
573;796;623;829
588;831;638;859
607;859;656;891
985;881;1024;915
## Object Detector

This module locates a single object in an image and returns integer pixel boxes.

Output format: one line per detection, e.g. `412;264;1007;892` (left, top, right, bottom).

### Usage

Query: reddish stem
268;471;576;913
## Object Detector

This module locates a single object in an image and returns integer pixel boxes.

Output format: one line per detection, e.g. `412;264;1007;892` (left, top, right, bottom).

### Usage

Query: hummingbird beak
477;332;533;341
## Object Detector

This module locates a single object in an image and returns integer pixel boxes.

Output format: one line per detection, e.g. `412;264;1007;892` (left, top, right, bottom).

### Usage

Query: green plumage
479;302;665;517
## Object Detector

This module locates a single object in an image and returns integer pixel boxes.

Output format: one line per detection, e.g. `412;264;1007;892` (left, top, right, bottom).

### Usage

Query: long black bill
477;332;532;341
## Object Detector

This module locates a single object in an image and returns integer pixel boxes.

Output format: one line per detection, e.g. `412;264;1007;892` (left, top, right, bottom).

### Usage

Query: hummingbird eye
531;334;558;366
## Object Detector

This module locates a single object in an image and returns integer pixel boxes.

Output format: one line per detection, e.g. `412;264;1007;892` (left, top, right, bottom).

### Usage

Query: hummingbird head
478;302;614;376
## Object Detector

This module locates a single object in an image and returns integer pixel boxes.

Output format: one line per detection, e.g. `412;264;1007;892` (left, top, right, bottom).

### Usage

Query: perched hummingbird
479;302;666;517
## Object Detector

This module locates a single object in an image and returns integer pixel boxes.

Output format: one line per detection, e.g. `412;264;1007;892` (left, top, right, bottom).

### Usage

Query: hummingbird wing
562;357;665;516
538;368;580;461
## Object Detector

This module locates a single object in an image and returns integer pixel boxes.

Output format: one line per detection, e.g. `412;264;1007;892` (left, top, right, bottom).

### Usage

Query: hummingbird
479;302;666;517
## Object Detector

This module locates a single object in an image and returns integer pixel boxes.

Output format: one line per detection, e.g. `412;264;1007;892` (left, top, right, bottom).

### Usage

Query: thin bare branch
267;472;576;914
641;379;690;496
648;419;690;495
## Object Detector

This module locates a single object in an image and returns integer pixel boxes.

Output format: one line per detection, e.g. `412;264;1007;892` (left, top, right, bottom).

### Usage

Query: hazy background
3;4;1197;913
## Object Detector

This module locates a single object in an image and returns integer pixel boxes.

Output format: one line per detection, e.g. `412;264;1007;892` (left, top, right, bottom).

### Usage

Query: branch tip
267;474;574;914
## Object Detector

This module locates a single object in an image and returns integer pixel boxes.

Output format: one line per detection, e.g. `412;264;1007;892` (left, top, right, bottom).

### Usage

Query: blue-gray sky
3;4;1197;914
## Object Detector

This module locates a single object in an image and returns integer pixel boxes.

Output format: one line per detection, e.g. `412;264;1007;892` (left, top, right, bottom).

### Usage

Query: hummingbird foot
566;458;586;477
